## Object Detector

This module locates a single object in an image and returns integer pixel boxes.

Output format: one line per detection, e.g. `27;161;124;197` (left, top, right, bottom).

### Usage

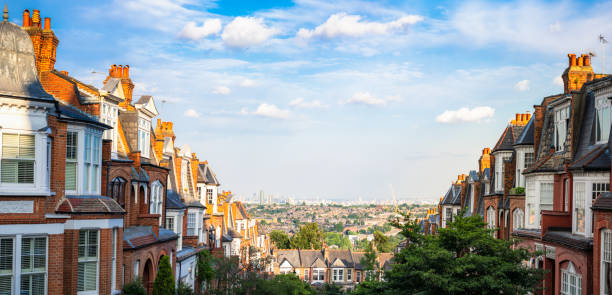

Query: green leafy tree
363;213;545;295
176;281;194;295
373;231;388;251
270;230;292;249
152;256;175;295
197;250;215;292
290;223;324;249
325;232;352;250
122;277;146;295
319;282;344;295
333;222;345;232
250;274;315;295
360;243;379;281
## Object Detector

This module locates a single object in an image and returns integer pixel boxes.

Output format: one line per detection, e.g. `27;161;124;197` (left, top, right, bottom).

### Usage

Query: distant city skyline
6;0;612;201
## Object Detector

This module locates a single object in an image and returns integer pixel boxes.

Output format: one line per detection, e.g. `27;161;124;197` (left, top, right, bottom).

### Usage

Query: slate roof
327;249;354;267
0;20;55;102
228;228;242;239
493;126;516;152
441;184;462;206
515;118;535;146
198;163;220;185
57;195;125;214
123;226;178;250
134;95;153;105
56;101;110;129
593;192;612;211
569;85;611;171
542;230;593;251
468;170;479;182
300;250;325;268
277;249;301;267
166;190;186;209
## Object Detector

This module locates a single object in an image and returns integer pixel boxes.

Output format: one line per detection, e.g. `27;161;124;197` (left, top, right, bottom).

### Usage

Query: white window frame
333;268;344;282
602;229;612;295
187;212;196;236
356;270;361;283
77;229;99;295
149;181;163;217
573;173;610;237
512;208;524;230
0;133;35;186
65;128;103;195
594;95;612;144
540;182;554;211
304;269;309;281
207;188;214;205
100;102;118;154
487;206;496;237
347;269;352;281
494;152;511;193
553;104;570;152
1;235;49;295
561;262;582;295
137;117;151;158
313;268;325;282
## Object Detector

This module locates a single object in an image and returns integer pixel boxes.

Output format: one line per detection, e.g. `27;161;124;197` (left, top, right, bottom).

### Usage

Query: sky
5;0;612;202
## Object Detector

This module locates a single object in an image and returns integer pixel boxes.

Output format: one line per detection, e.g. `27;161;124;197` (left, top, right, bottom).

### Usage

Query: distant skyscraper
259;190;264;205
268;194;272;205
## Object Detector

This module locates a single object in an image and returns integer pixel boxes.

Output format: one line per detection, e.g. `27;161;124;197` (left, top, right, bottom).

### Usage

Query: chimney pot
584;54;591;66
43;17;50;31
22;9;30;27
515;114;520;122
568;54;577;66
111;64;117;77
32;9;40;27
578;56;584;67
122;65;129;78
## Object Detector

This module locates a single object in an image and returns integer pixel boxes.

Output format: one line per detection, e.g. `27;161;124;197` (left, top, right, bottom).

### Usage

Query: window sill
0;189;54;196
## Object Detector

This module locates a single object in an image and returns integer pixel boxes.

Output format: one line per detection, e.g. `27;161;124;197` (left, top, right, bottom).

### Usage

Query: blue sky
5;0;612;202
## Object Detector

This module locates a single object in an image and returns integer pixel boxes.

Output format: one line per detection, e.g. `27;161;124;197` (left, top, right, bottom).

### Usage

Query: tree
251;274;315;295
325;232;352;250
290;223;324;250
176;281;194;295
122;277;146;295
333;222;344;232
152;256;175;295
197;250;215;292
361;213;544;295
270;230;291;249
319;282;344;295
360;242;379;281
373;231;388;251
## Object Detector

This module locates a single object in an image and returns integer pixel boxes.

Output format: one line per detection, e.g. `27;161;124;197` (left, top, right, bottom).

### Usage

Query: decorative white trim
64;218;123;230
0;223;63;235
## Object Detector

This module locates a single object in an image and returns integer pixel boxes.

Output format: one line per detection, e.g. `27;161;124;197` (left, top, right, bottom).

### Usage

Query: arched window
149;181;163;215
561;262;582;295
109;177;126;206
513;208;524;230
487;207;496;237
602;229;612;295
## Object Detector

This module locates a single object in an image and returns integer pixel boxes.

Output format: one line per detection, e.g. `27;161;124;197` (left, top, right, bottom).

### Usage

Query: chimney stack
568;54;577;66
584;54;591;66
43;17;50;31
122;65;129;78
22;9;30;26
578;55;584;66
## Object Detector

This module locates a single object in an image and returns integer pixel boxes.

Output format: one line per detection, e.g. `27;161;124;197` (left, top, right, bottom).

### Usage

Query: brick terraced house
0;7;270;295
436;53;612;295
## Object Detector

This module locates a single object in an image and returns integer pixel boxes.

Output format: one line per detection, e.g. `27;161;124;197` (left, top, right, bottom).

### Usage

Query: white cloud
297;13;423;39
184;109;200;118
222;17;278;48
549;21;561;33
435;106;495;123
212;86;231;95
289;98;328;109
253;103;290;119
240;79;256;87
553;76;564;86
343;92;387;106
515;80;530;91
178;19;222;40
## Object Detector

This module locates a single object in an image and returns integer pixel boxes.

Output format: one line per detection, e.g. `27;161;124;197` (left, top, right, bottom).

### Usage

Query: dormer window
594;96;612;143
137;117;150;158
101;102;118;154
553;105;570;152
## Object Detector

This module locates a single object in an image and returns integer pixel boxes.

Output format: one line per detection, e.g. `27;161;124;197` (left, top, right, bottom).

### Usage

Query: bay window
561;262;582;295
66;129;102;194
554;104;570;152
593;183;611;202
574;177;610;236
78;230;98;293
526;178;537;227
594;95;612;143
1;133;35;184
